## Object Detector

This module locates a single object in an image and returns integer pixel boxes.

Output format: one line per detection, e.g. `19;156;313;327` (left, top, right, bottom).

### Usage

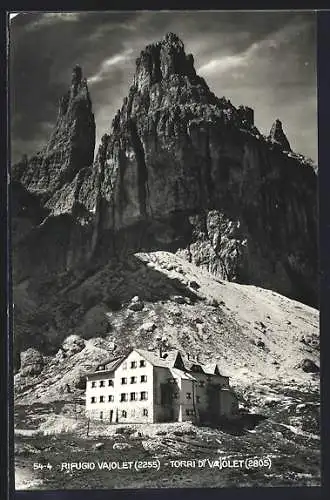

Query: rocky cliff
11;33;318;361
92;33;318;306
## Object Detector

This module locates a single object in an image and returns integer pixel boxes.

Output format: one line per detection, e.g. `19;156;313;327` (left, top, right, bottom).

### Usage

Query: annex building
85;348;239;424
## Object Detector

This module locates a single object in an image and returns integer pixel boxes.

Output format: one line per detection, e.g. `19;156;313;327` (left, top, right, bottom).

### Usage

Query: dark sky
9;11;317;164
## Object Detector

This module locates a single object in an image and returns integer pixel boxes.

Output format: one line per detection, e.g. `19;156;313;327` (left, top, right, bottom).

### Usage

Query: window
100;380;105;387
199;381;205;388
186;409;195;416
108;395;114;402
196;396;200;403
130;392;136;401
121;377;127;385
140;391;148;401
122;362;127;370
141;375;147;383
122;410;127;418
186;393;192;400
100;411;103;420
91;397;96;403
91;381;96;388
143;409;148;416
130;376;137;384
108;380;114;387
131;361;137;368
172;392;179;399
191;364;203;373
100;396;104;403
120;393;128;402
140;360;146;367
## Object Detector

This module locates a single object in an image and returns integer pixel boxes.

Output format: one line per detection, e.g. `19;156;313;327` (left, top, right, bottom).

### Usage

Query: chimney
159;345;163;358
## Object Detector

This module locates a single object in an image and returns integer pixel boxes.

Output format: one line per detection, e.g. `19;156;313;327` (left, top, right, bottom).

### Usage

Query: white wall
86;350;154;423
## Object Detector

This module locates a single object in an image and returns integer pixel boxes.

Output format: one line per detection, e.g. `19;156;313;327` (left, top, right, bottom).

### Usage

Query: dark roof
86;349;227;378
134;349;224;375
134;349;179;368
101;356;126;372
86;356;126;377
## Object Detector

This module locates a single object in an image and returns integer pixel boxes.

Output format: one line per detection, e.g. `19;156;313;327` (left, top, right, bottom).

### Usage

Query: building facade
85;348;239;424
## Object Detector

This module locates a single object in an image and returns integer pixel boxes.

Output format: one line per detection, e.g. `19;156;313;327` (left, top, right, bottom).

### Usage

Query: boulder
256;340;265;349
128;296;144;311
130;431;143;440
172;295;187;304
62;334;85;355
20;348;44;377
300;358;319;373
112;442;132;450
189;280;200;290
93;442;105;450
139;322;157;333
194;317;203;324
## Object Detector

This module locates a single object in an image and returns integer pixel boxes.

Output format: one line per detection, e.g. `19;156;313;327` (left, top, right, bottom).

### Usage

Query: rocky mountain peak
58;65;92;118
269;118;291;151
71;64;82;86
133;32;198;91
12;65;96;204
163;31;184;47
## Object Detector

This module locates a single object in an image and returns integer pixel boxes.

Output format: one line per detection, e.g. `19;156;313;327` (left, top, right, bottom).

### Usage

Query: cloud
198;53;248;74
88;49;134;85
87;22;138;43
25;12;82;31
198;18;311;76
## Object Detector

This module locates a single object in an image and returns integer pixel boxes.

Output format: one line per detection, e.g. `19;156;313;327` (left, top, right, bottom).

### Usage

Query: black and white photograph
10;10;320;490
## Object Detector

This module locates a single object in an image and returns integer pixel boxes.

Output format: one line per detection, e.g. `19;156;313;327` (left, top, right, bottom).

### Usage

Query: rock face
92;33;318;305
11;33;318;361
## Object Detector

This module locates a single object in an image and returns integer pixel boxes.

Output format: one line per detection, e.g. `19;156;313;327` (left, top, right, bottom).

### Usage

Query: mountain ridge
12;33;318;366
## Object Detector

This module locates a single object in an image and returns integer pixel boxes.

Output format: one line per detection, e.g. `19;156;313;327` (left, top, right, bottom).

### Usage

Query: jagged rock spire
269;119;291;151
49;65;95;157
12;65;96;202
72;64;82;86
133;32;197;90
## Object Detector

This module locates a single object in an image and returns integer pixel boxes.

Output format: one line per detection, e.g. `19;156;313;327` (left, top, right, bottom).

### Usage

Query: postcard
9;10;320;491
